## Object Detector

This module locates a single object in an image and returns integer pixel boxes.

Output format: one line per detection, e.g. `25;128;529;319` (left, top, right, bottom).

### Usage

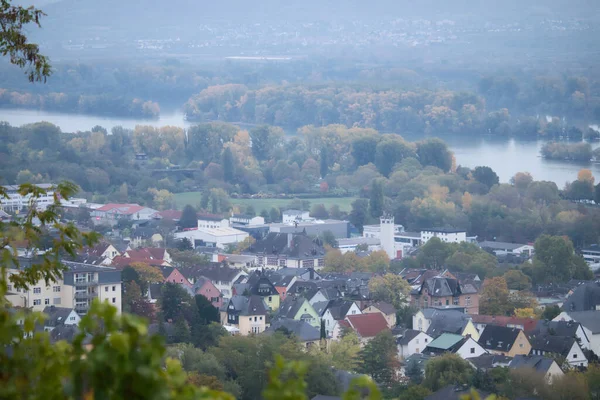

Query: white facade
323;302;362;338
454;337;488;359
337;237;381;254
413;310;432;333
44;309;81;331
282;210;310;224
175;227;249;249
398;331;433;359
531;341;587;368
554;312;600;356
198;218;230;229
0;184;55;211
421;229;467;244
380;216;396;260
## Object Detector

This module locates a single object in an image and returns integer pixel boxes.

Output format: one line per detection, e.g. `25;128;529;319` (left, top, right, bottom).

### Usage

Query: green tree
352;136;378;167
398;385;431;400
0;0;51;82
479;277;511;315
221;147;236;183
179;204;198;229
532;235;592;283
320;230;338;248
160;282;193;321
417;237;451;269
250;125;283;161
358;330;399;387
417;138;453;172
503;269;532;291
405;360;424;385
173;317;192;343
194;294;220;325
269;207;281;223
369;179;384;218
320;146;328;178
375;137;414;177
349;198;369;234
542;305;562;320
473;166;500;191
368;273;410;309
423;353;474;391
328;331;361;371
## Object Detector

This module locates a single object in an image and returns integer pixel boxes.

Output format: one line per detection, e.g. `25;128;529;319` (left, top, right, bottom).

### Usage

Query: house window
573;354;577;359
70;316;76;321
416;339;419;344
260;316;263;320
54;298;61;305
453;298;459;306
105;287;109;292
519;343;524;348
268;296;272;302
33;299;41;306
470;348;475;354
33;287;41;294
254;316;257;322
7;285;11;291
446;299;449;305
466;296;471;306
112;298;116;303
425;338;428;343
45;298;50;305
53;286;61;292
112;286;116;291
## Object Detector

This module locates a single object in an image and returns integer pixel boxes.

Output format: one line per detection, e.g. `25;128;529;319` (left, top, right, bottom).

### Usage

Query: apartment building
7;261;122;314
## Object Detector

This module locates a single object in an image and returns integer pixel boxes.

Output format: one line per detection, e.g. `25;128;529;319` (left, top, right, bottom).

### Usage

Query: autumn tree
325;331;361;371
129;262;164;294
479;277;511;315
358;330;399;388
503;269;531;291
362;250;390;273
368;273;411;309
417;237;451;269
473;166;500;191
423;353;474;391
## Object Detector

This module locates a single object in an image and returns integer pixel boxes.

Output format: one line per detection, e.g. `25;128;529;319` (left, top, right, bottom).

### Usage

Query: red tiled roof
158;210;183;220
125;248;166;260
345;313;389;338
470;314;538;333
110;255;167;269
95;203;146;214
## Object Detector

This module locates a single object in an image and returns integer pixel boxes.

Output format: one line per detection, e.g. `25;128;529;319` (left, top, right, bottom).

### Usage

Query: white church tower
380;214;396;260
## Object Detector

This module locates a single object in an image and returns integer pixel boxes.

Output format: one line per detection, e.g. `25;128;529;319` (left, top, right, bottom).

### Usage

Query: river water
1;108;599;186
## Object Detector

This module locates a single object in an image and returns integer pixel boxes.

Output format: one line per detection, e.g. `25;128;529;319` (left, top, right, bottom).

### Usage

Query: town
2;182;599;400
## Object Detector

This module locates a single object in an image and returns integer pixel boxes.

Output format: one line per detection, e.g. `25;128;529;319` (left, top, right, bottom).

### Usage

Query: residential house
76;242;120;266
425;385;489;400
322;299;362;337
266;272;297;300
423;333;487;359
190;277;223;309
478;325;531;357
413;309;480;340
90;203;158;223
471;315;538;334
362;301;397;328
224;295;268;335
336;313;389;344
411;276;479;315
265;319;321;349
562;281;600;312
400;353;430;378
529;335;588;368
509;355;564;382
554;310;600;355
530;320;591;351
468;354;513;371
245;232;326;269
274;295;320;328
246;272;280;311
399;268;440;290
182;264;246;301
42;306;80;331
129;226;164;248
420;228;467;244
122;247;173;265
215;254;256;270
396;329;433;359
7;261;122;314
155;209;182;222
158;266;190;286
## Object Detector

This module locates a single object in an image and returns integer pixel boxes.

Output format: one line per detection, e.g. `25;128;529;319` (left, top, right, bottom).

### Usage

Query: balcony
74;291;98;300
74;303;90;313
74;280;98;286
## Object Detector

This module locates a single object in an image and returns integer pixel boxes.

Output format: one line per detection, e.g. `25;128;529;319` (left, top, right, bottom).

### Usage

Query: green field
174;193;356;213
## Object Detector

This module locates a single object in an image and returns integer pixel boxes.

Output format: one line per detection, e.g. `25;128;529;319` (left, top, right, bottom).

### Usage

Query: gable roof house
129;226;164;248
322;299;362;338
423;333;487;359
415;309;480;340
91;203;158;224
562;281;600;312
530;320;591;351
362;301;397;328
553;310;600;356
467;354;513;371
529;335;588;368
396;329;434;359
477;325;531;357
336;313;389;344
273;296;320;328
509;355;564;382
246;272;280;311
181;264;246;301
265;272;297;300
265;319;321;348
42;306;81;331
245;232;326;270
75;242;120;266
189;277;223;309
158;266;190;287
411;276;479;315
225;295;268;335
471;314;538;335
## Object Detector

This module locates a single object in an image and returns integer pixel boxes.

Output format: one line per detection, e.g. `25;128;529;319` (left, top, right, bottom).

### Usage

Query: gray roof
268;273;295;287
49;325;79;344
478;325;523;353
227;295;268;316
326;299;356;320
265;319;320;342
312;301;330;317
182;264;244;283
509;355;557;374
479;241;528;251
425;310;472;338
562;281;600;312
419;277;461;297
468;354;513;370
337;237;380;246
529;335;577;357
370;301;396;315
561;310;600;333
425;385;489;400
275;296;310;320
397;329;423;345
531;320;585;340
43;306;74;327
423;227;466;234
247;232;325;260
402;353;431;371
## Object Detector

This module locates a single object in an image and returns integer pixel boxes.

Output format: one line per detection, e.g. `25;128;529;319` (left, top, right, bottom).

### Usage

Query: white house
322;300;362;338
174;227;249;249
554;311;600;355
530;336;588;368
423;333;488;359
42;306;81;331
91;203;158;223
198;214;230;229
230;214;265;226
0;183;56;211
282;209;310;223
421;228;467;244
397;329;433;359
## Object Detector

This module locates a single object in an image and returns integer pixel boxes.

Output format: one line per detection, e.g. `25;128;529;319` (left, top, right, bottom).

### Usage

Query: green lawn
174;193;357;213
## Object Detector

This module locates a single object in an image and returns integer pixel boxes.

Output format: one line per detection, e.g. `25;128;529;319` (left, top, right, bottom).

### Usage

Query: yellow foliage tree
577;168;595;184
514;308;536;318
462;192;473;212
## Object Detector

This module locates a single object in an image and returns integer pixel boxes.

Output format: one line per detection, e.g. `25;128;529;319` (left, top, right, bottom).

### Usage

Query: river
1;108;599;186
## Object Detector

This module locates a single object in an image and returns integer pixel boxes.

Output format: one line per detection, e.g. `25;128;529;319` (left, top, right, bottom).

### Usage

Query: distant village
2;184;600;399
